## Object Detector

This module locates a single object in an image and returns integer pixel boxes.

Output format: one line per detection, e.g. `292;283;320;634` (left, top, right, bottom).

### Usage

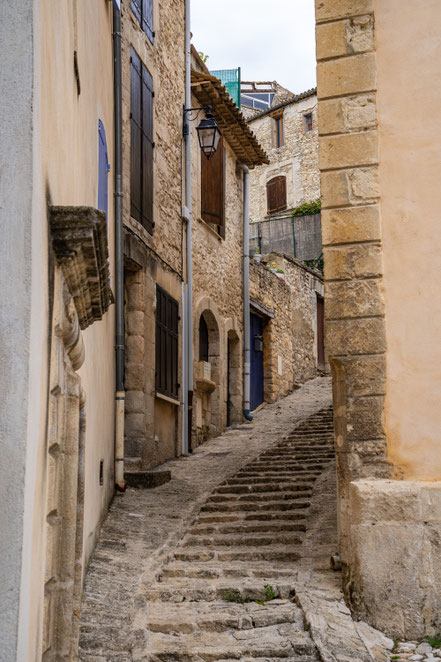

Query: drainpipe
113;6;125;490
182;0;193;452
237;163;253;421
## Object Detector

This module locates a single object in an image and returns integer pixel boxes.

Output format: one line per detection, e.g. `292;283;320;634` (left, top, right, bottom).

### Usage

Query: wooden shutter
130;49;142;225
201;136;224;231
131;0;141;25
142;0;154;42
267;176;287;214
155;287;179;399
142;66;154;233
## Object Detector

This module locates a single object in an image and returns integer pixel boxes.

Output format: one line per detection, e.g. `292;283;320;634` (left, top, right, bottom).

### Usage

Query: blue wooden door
250;312;264;410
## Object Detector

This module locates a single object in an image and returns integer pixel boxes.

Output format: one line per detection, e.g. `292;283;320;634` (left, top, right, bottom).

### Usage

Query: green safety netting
210;67;241;108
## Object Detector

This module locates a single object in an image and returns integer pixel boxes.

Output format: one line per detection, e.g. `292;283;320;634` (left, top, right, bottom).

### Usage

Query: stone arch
193;297;223;445
224;318;242;425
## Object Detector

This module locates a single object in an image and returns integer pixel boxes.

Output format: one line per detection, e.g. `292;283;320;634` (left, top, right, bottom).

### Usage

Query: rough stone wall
248;97;320;221
249;256;323;403
121;0;185;468
191;100;245;444
267;253;324;383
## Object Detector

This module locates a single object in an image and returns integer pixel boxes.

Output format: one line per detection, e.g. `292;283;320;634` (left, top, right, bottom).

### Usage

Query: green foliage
291;198;321;217
223;584;277;605
198;51;209;63
264;584;277;601
425;633;441;648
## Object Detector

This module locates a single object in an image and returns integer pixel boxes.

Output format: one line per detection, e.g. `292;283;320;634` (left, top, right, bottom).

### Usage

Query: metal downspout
113;6;125;490
237;163;253;421
183;0;193;453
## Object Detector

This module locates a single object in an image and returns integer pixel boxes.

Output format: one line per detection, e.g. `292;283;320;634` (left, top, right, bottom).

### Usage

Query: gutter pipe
113;6;125;490
237;163;253;421
182;0;193;453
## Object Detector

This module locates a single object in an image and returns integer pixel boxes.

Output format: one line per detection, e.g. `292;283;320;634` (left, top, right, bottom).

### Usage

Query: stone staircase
144;406;335;662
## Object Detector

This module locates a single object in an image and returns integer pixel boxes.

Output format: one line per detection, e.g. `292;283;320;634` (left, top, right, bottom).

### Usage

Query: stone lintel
50;206;113;330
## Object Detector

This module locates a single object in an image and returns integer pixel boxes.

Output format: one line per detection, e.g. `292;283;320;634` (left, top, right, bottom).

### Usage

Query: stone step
147;625;316;660
213;483;314;495
183;532;304;548
223;474;319;485
173;546;302;563
124;469;171;489
197;510;308;524
160;562;299;581
206;491;312;504
145;581;296;603
200;500;310;513
189;521;306;536
124;456;142;471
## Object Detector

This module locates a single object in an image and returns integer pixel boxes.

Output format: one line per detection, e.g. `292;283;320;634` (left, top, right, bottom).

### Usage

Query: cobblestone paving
78;377;392;662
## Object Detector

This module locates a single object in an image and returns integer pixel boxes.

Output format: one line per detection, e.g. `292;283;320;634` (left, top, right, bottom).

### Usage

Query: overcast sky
191;0;317;95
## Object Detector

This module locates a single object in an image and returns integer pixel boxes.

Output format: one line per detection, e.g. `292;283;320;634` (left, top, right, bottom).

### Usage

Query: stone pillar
316;0;441;638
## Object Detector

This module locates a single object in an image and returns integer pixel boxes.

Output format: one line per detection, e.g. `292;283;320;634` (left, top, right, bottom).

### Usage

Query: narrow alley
78;378;391;662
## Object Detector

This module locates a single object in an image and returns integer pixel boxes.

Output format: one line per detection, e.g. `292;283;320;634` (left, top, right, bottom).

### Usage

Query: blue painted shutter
142;0;154;43
131;0;141;25
98;121;108;220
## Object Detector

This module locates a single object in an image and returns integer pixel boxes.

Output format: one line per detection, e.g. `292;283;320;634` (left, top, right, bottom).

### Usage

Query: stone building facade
247;91;320;222
316;0;441;639
190;51;268;445
0;1;116;659
120;0;186;472
249;254;325;406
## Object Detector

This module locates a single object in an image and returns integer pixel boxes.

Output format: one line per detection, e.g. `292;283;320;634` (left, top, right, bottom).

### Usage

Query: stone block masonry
316;0;441;640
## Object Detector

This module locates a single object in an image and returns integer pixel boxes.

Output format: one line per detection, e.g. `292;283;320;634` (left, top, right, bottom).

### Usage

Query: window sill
155;392;180;406
197;216;223;240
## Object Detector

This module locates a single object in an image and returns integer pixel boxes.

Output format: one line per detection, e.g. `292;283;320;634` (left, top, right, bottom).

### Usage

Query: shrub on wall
291;199;321;217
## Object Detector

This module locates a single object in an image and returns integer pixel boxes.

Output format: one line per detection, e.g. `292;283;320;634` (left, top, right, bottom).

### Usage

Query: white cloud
190;0;316;94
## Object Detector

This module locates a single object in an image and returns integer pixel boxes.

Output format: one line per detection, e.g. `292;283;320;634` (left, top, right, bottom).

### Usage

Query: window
199;316;209;362
304;112;313;132
98;120;109;221
131;0;154;43
201;135;225;237
274;116;284;148
267;176;287;214
155;286;179;399
130;48;154;233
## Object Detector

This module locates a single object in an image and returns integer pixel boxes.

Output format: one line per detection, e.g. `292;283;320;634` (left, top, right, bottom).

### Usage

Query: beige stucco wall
248;97;320;221
375;0;441;480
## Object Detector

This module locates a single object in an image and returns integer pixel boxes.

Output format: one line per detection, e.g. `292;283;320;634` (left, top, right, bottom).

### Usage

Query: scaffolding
210;67;241;108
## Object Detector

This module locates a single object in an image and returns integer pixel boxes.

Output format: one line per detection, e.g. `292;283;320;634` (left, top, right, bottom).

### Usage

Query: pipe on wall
237;163;253;421
113;6;125;490
182;0;193;453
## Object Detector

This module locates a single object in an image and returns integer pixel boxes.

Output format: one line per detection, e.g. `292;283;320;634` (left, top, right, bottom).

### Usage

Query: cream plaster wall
20;1;116;658
375;0;441;480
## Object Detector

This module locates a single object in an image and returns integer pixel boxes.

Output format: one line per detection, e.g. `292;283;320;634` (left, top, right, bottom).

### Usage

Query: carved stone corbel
50;205;113;330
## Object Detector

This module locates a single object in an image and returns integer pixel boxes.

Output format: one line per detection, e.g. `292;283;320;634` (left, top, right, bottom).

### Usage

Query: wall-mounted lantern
184;105;221;159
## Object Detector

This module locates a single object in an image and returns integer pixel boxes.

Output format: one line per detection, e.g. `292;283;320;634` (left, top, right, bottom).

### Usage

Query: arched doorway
194;309;220;445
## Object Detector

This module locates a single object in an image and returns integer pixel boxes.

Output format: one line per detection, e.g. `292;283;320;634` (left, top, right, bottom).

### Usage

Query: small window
130;48;154;233
201;135;225;237
304;113;313;132
199;316;209;361
274;116;284;148
131;0;154;43
267;176;287;214
155;286;179;400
